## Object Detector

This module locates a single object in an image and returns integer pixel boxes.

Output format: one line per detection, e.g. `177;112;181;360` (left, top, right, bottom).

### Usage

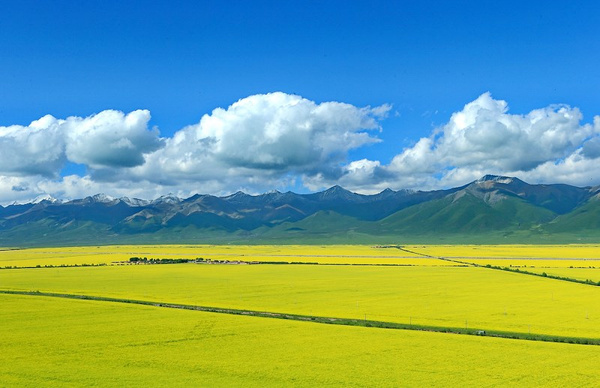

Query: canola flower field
0;244;448;267
5;293;600;387
2;244;600;386
2;293;600;387
2;264;600;337
413;244;600;259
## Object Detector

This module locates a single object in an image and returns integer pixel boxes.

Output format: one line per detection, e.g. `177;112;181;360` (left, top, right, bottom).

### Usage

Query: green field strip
2;288;599;346
377;245;453;266
445;257;600;287
402;245;600;287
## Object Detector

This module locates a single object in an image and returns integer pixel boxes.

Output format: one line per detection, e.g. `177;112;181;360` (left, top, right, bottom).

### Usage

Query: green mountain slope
377;191;556;235
259;210;372;242
543;195;600;233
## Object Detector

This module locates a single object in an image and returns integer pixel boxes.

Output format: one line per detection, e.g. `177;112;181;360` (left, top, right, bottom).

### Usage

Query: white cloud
392;93;596;173
63;109;163;169
0;109;163;179
304;159;384;193
0;93;389;203
0;115;65;177
0;109;164;204
2;92;600;204
518;150;600;188
118;92;388;189
162;92;384;170
306;93;600;193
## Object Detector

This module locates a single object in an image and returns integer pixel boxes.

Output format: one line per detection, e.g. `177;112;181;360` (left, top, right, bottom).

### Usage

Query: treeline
129;257;204;264
128;257;321;265
483;264;600;286
2;263;108;270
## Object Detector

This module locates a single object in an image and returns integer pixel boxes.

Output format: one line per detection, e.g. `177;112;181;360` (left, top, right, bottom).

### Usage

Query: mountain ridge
1;175;599;246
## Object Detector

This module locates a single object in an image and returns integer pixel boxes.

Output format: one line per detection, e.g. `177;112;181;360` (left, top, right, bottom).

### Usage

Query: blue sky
1;1;600;202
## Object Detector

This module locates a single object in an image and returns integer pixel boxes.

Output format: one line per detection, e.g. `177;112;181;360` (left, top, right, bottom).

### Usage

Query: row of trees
129;257;204;264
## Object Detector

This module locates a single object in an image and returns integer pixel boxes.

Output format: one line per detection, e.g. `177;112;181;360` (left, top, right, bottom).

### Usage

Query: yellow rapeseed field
3;244;600;386
0;244;447;267
408;244;600;259
2;293;599;387
465;258;600;268
522;267;600;283
2;263;600;338
3;244;599;268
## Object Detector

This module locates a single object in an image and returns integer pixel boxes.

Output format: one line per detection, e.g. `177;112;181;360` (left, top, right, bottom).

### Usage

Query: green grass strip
1;289;599;346
393;245;600;287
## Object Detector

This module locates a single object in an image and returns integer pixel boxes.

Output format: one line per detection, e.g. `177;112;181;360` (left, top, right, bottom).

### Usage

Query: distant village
121;257;254;265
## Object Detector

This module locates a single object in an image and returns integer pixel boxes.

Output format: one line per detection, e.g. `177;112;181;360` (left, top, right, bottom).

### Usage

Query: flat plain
0;244;450;267
2;244;600;386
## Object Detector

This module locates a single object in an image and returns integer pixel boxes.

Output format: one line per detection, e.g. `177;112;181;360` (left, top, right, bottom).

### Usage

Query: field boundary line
391;245;600;287
1;289;599;346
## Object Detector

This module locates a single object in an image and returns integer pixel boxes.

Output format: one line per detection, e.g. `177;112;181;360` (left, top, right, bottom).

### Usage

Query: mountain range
1;175;599;246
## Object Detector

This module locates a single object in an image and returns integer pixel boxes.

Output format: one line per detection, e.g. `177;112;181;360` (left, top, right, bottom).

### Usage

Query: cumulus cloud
0;115;65;177
391;93;596;173
121;92;389;188
307;93;600;192
63;109;163;169
0;108;164;203
174;92;383;169
2;91;600;204
0;93;389;203
0;109;162;178
200;93;384;169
